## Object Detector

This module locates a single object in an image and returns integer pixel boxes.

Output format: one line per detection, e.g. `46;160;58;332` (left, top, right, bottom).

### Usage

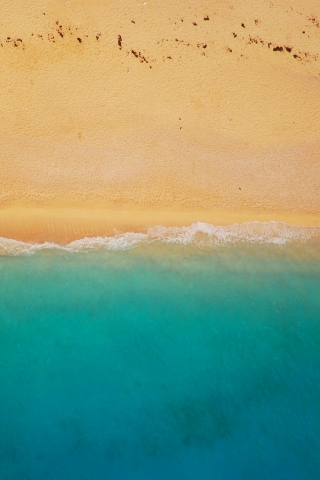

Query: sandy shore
1;0;320;242
1;204;319;244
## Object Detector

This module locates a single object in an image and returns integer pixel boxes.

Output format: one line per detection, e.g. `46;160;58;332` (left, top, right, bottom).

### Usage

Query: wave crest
0;222;319;256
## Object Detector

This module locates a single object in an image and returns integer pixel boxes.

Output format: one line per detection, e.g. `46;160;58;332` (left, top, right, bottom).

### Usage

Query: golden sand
1;0;320;242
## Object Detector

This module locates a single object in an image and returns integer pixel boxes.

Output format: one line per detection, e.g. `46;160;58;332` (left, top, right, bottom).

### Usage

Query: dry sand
1;0;320;242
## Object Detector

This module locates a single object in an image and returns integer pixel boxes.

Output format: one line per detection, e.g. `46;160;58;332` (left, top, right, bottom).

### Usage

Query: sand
1;0;320;242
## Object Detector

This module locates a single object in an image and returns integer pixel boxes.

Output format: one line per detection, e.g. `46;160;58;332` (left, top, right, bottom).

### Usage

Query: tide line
0;221;319;256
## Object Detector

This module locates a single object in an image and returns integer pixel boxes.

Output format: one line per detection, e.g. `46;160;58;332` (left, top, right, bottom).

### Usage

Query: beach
1;3;320;477
1;0;320;241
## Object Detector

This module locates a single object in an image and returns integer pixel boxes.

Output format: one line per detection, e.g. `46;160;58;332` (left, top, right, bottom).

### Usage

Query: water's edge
1;221;320;255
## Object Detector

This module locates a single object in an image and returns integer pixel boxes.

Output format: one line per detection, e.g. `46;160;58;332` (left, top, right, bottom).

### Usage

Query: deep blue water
0;244;319;479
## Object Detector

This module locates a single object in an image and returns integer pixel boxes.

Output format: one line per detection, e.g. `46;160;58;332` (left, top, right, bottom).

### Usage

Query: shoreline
0;204;319;244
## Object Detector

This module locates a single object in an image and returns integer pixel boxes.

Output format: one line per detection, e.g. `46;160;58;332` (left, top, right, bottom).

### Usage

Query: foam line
0;222;319;256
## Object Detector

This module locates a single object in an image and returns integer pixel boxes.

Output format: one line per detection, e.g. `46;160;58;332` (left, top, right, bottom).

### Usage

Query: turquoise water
0;244;319;479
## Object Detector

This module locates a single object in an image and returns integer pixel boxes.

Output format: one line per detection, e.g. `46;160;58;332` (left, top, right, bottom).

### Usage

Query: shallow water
0;244;319;479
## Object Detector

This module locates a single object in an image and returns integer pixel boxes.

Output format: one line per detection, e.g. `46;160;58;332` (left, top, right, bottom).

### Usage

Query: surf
0;221;319;256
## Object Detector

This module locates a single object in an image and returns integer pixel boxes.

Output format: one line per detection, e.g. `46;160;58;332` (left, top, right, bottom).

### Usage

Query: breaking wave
0;222;319;256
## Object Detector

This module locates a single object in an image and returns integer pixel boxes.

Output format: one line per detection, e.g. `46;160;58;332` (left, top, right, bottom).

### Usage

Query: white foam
68;232;148;252
0;222;319;256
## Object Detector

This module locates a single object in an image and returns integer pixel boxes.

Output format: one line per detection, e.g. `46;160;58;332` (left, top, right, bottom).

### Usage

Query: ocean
0;223;319;479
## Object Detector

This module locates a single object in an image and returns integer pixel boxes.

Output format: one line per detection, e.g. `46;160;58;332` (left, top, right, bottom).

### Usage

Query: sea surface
0;224;320;479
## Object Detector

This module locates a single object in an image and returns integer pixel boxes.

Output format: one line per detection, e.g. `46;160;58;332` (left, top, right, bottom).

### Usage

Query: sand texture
1;0;320;241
